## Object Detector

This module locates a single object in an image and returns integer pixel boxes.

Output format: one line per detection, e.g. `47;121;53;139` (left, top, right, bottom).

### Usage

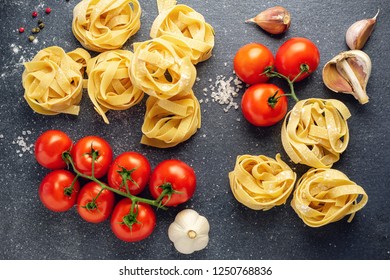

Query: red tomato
275;37;320;82
77;181;115;223
35;130;72;169
110;199;156;242
71;136;113;179
233;43;274;85
149;159;196;206
39;170;80;212
107;152;151;195
241;83;288;127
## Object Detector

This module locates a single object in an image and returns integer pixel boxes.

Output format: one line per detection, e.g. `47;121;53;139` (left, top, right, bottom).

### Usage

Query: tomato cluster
35;130;197;242
233;38;320;126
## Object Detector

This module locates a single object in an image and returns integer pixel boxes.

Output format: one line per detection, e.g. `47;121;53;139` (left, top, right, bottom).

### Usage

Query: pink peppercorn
19;27;25;33
45;7;51;14
32;11;38;18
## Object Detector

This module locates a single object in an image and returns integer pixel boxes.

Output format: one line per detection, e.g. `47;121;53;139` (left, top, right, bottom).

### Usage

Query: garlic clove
346;10;379;50
246;6;291;35
323;50;371;104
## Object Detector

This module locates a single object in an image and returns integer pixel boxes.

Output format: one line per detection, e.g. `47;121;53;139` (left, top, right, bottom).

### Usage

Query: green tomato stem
62;152;168;210
264;64;311;102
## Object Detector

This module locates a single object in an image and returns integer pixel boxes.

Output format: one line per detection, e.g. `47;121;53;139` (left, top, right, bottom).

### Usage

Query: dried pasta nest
229;154;297;210
141;90;201;148
22;46;91;115
129;36;196;100
281;98;351;168
86;50;143;124
291;168;368;227
150;4;215;64
72;0;141;52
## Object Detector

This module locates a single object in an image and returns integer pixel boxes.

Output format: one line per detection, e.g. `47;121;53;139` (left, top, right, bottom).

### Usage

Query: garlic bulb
168;209;210;254
246;6;291;35
346;10;379;50
322;50;371;104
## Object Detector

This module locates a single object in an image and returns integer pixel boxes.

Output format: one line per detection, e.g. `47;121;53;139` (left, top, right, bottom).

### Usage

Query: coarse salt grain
12;133;34;157
208;74;243;112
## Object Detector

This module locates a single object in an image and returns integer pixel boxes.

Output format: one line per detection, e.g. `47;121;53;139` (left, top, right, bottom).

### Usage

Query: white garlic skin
345;10;379;50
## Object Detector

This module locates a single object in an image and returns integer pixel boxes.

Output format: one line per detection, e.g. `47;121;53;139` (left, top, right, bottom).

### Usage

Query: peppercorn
32;27;40;34
45;8;51;14
38;23;45;29
32;11;38;18
28;35;35;42
38;19;43;25
19;27;25;33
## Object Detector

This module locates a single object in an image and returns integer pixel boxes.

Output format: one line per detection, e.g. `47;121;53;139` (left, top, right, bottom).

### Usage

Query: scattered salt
12;132;34;157
207;73;243;112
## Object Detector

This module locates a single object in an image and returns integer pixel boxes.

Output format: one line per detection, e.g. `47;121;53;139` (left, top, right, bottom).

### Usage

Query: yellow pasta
22;46;91;115
141;90;201;148
72;0;141;52
130;36;196;100
151;2;215;64
229;154;297;211
86;50;143;124
291;168;368;227
281;98;351;169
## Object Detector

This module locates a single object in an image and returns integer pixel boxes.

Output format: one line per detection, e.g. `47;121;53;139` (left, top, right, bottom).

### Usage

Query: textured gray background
0;0;389;260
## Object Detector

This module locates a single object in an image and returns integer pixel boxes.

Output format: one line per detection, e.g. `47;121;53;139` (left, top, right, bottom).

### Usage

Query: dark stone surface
0;0;389;260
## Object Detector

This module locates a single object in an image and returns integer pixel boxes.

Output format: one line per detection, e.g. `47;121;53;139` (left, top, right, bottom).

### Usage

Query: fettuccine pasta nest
229;154;297;211
86;50;143;124
141;90;201;148
22;46;91;115
291;168;368;227
130;36;196;100
281;98;351;169
72;0;141;52
150;3;215;64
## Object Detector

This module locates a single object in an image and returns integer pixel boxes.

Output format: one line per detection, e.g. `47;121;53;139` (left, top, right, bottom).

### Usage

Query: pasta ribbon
86;50;143;124
141;90;201;148
281;98;351;168
22;46;91;115
291;168;368;227
130;36;196;100
72;0;141;52
229;154;297;211
151;3;215;64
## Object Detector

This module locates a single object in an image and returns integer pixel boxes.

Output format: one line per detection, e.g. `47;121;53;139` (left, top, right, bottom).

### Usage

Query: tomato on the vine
35;130;72;169
71;136;113;179
149;159;196;206
275;37;320;82
77;181;115;223
110;198;156;242
233;43;274;85
39;170;80;212
107;152;151;196
241;83;288;127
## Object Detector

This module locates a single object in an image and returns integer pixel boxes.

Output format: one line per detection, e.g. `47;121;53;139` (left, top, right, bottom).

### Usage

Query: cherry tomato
233;43;274;85
107;152;151;196
71;136;113;179
39;170;80;212
149;159;196;206
275;37;320;82
35;130;72;169
110;199;156;242
77;181;115;223
241;83;288;127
